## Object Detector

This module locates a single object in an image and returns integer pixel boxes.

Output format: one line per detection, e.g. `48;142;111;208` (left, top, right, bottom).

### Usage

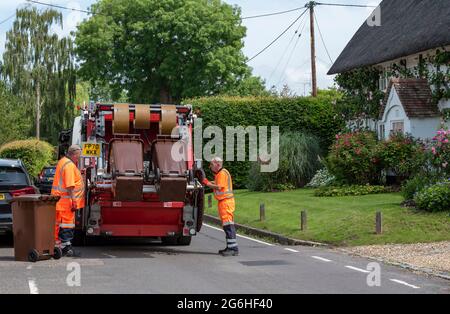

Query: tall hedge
187;92;344;187
0;139;56;177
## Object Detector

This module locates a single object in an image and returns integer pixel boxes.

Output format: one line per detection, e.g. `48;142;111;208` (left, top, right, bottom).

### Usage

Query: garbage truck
58;103;205;246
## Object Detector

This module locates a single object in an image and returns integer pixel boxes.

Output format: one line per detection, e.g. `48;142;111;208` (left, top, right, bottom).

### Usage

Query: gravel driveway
341;242;450;277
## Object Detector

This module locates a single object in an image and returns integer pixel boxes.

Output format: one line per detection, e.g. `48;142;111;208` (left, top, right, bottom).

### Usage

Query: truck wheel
72;230;88;247
177;236;192;246
161;236;178;246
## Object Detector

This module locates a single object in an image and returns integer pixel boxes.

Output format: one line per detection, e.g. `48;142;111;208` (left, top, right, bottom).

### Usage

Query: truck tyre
177;236;192;246
72;230;88;247
161;236;178;246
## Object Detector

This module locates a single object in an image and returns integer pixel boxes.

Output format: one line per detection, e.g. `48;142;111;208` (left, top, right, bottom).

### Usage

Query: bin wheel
28;249;39;263
53;247;63;260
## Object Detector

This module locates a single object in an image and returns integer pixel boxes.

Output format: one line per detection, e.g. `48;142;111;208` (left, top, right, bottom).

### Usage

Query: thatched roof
328;0;450;75
380;78;440;119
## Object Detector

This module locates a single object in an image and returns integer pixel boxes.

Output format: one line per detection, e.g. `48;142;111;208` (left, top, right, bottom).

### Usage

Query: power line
314;11;334;64
276;19;308;87
316;2;377;8
242;6;306;20
246;8;309;63
267;13;307;83
26;0;93;15
241;2;376;20
0;12;17;26
0;3;31;26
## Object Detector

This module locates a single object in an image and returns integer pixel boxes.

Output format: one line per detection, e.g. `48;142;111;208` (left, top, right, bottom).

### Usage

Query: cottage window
379;124;385;140
379;69;389;91
391;121;404;135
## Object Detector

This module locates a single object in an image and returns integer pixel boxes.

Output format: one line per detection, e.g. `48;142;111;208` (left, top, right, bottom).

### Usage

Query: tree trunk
159;85;172;104
36;80;41;140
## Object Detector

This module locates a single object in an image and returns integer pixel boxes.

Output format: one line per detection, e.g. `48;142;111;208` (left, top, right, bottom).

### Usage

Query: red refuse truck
58;103;205;246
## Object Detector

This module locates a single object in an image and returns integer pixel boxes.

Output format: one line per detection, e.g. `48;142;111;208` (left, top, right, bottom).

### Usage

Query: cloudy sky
0;0;382;96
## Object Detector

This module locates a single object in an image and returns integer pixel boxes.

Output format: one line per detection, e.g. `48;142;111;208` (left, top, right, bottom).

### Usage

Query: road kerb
203;214;328;248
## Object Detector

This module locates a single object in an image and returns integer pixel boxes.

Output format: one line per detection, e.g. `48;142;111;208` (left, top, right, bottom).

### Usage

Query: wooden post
309;2;318;97
260;203;266;221
301;210;307;231
208;195;212;208
376;211;383;234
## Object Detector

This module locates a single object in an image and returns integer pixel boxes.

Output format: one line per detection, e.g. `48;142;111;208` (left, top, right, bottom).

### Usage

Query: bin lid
10;194;60;203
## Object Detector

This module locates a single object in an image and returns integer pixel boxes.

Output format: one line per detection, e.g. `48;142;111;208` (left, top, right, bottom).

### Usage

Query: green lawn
205;189;450;247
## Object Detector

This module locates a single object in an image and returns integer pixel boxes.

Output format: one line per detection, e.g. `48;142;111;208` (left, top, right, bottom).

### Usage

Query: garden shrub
306;168;336;188
376;133;427;180
247;132;322;192
414;181;450;212
401;175;437;201
327;131;380;185
315;185;392;197
0;139;56;177
430;129;450;177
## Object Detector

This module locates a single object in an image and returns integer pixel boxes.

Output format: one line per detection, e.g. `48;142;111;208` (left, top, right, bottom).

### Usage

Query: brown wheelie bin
11;195;63;262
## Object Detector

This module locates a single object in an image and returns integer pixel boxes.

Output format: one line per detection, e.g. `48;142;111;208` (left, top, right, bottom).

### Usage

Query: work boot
219;248;239;257
62;245;80;257
218;248;228;255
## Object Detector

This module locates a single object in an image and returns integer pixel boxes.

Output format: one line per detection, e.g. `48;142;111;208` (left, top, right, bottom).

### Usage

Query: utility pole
306;1;318;97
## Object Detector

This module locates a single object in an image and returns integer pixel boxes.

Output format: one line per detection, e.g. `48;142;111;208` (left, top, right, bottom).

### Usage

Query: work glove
202;178;210;186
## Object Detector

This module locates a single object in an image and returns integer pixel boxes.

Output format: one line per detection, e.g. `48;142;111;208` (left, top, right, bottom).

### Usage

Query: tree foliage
334;67;385;125
1;7;76;144
75;0;251;103
0;82;31;145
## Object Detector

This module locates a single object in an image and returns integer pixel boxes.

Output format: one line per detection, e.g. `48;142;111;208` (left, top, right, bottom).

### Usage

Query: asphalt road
0;224;448;294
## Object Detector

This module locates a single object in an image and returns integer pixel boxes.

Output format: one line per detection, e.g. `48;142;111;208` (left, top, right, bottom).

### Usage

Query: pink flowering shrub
327;131;380;185
430;129;450;176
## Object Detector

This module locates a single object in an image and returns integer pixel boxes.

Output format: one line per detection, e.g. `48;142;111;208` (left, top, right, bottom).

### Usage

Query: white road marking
203;224;274;246
390;279;420;289
312;256;332;262
345;266;370;273
26;265;33;270
102;253;117;259
28;278;39;294
285;248;299;253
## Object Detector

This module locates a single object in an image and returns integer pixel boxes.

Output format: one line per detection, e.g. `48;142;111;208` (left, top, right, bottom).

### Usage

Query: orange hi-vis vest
213;168;234;201
51;157;85;212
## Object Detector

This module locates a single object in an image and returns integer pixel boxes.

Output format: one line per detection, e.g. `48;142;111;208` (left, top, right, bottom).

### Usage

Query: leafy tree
221;76;270;97
75;0;249;103
1;7;76;143
0;81;31;145
334;67;384;128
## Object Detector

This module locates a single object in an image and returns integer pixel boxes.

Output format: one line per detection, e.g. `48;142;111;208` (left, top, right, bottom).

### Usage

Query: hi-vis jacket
51;157;85;212
213;168;234;201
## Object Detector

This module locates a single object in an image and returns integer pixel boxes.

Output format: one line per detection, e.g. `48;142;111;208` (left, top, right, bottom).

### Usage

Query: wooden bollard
208;195;212;208
301;211;307;231
260;203;265;221
376;211;383;234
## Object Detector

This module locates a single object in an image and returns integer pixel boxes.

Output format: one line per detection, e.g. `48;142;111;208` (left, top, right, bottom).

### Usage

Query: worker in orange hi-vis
202;157;238;257
51;145;85;257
